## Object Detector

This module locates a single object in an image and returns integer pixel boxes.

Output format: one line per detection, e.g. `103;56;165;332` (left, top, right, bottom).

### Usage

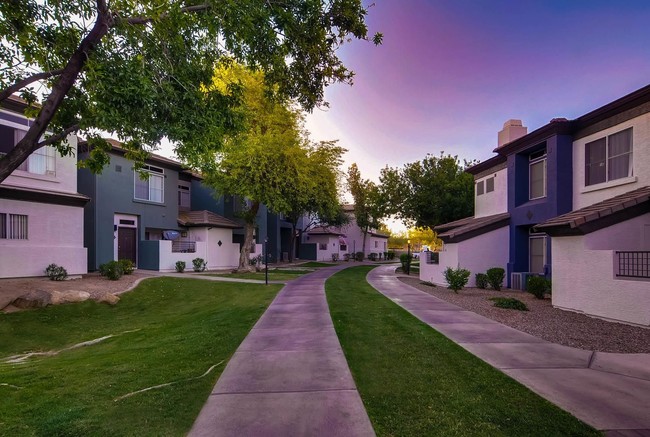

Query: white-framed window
529;150;547;200
476;180;484;196
585;128;633;186
318;243;328;250
0;125;56;176
0;213;28;239
134;165;164;203
486;176;495;193
178;183;191;210
529;235;546;274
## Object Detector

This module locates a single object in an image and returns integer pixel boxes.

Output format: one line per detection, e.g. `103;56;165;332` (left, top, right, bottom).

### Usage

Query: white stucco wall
475;167;508;218
419;225;509;287
187;227;239;270
308;234;346;261
573;112;650;209
552;233;650;327
340;221;388;256
0;199;87;277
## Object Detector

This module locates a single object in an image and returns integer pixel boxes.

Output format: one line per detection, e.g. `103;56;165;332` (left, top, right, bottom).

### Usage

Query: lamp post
264;237;269;285
407;239;411;275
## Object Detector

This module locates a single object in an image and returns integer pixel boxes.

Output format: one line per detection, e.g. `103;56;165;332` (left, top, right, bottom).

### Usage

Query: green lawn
0;277;281;436
208;269;312;281
294;261;336;268
325;266;599;437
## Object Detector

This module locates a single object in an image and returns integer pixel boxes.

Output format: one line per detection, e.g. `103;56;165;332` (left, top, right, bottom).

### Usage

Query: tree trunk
361;229;368;255
236;201;260;272
288;220;297;263
0;6;112;182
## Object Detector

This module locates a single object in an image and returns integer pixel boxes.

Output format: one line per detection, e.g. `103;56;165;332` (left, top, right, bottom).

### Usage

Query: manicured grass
325;266;599;437
0;277;281;436
294;261;336;268
208;269;311;281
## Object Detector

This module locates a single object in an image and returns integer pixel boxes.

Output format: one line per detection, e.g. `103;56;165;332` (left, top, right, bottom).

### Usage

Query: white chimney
498;119;527;148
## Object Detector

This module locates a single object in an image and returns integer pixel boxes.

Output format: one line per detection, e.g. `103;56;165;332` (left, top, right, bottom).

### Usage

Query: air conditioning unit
511;272;523;290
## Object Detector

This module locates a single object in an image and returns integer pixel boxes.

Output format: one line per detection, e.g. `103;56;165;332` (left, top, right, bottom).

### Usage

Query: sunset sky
305;0;650;182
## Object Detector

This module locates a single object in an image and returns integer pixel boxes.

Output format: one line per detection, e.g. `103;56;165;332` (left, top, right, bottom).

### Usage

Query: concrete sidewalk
367;265;650;435
189;265;375;437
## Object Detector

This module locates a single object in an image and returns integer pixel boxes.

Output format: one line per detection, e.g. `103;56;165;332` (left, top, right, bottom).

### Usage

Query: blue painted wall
507;134;573;284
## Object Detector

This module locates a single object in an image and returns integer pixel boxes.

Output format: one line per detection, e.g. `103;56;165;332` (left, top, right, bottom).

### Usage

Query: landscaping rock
12;290;52;309
50;290;91;305
96;292;120;305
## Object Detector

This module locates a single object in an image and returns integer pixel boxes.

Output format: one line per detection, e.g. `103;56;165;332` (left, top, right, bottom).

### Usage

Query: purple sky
305;0;650;183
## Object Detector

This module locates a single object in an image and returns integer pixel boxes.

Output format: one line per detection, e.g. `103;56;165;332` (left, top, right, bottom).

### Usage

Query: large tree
379;153;475;229
0;0;381;182
346;163;386;254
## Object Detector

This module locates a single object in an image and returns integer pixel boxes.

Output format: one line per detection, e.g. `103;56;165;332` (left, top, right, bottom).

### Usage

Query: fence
172;240;196;253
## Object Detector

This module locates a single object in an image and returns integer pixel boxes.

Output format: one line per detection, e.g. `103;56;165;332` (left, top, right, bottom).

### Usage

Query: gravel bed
399;276;650;354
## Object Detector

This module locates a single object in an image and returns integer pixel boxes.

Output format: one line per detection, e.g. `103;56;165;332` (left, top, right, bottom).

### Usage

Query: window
340;244;347;251
0;213;28;239
1;125;56;176
134;165;164;203
178;183;191;210
476;180;484;196
529;235;546;274
585;128;632;186
529;150;547;200
374;241;378;248
319;243;328;250
486;176;495;193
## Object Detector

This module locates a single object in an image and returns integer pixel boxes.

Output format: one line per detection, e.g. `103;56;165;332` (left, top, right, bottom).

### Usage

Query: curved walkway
189;265;375;437
367;265;650;435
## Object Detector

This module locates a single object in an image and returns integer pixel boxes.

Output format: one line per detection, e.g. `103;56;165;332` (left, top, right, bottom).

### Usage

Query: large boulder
95;292;120;305
12;290;52;309
50;290;90;305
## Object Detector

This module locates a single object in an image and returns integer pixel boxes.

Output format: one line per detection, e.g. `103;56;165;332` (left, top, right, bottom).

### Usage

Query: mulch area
399;276;650;354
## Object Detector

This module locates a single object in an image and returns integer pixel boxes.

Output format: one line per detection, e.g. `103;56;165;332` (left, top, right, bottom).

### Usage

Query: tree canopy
0;0;381;182
379;153;475;229
200;62;345;268
346;163;386;253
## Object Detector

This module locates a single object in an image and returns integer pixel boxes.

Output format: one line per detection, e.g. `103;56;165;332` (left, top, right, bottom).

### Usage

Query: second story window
476;180;484;196
134;165;164;203
0;125;55;176
529;149;547;200
485;176;495;193
585;128;633;186
178;183;191;210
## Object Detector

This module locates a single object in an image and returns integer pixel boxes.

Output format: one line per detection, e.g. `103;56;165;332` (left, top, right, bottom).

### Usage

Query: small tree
486;268;505;291
444;266;471;293
347;163;387;254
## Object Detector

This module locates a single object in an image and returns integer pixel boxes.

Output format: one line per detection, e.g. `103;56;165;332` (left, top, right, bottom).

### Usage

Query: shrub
249;254;263;267
118;259;134;275
490;297;529;311
486;267;505;291
444;266;471;293
175;261;186;273
331;253;339;262
368;253;378;261
355;251;365;261
99;261;123;280
475;273;488;289
343;253;350;261
527;276;551;299
192;257;207;272
386;251;396;261
45;264;68;281
399;253;413;274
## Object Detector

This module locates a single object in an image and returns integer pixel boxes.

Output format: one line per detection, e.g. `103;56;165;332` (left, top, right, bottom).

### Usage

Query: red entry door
117;227;137;263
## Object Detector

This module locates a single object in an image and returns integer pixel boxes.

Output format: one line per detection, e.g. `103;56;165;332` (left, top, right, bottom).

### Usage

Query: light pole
407;239;411;275
264;237;269;285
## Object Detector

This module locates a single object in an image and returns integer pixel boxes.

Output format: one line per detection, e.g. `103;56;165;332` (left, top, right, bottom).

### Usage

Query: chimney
498;119;527;148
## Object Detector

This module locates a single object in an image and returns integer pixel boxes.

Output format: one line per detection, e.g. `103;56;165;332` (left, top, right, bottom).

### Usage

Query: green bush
175;261;186;273
99;261;123;280
368;253;378;261
399;253;413;274
45;264;68;281
355;251;365;261
118;259;134;275
444;266;471;293
490;297;529;311
386;251;396;260
475;273;488;289
192;257;207;272
343;253;351;261
527;276;551;299
486;267;505;291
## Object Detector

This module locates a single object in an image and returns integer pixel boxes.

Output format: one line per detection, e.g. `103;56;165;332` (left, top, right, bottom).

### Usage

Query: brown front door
117;227;137;263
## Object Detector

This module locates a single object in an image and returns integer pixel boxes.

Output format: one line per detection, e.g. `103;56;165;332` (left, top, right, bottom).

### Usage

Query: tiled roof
434;215;477;232
178;210;241;229
308;227;346;236
437;212;510;243
535;186;650;236
369;231;389;238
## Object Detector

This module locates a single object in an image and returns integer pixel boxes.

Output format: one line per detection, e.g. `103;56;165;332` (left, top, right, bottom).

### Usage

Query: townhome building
78;140;241;272
0;96;88;278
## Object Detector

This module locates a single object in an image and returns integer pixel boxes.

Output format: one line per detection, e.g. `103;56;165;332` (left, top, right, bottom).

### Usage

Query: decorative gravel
399;276;650;354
